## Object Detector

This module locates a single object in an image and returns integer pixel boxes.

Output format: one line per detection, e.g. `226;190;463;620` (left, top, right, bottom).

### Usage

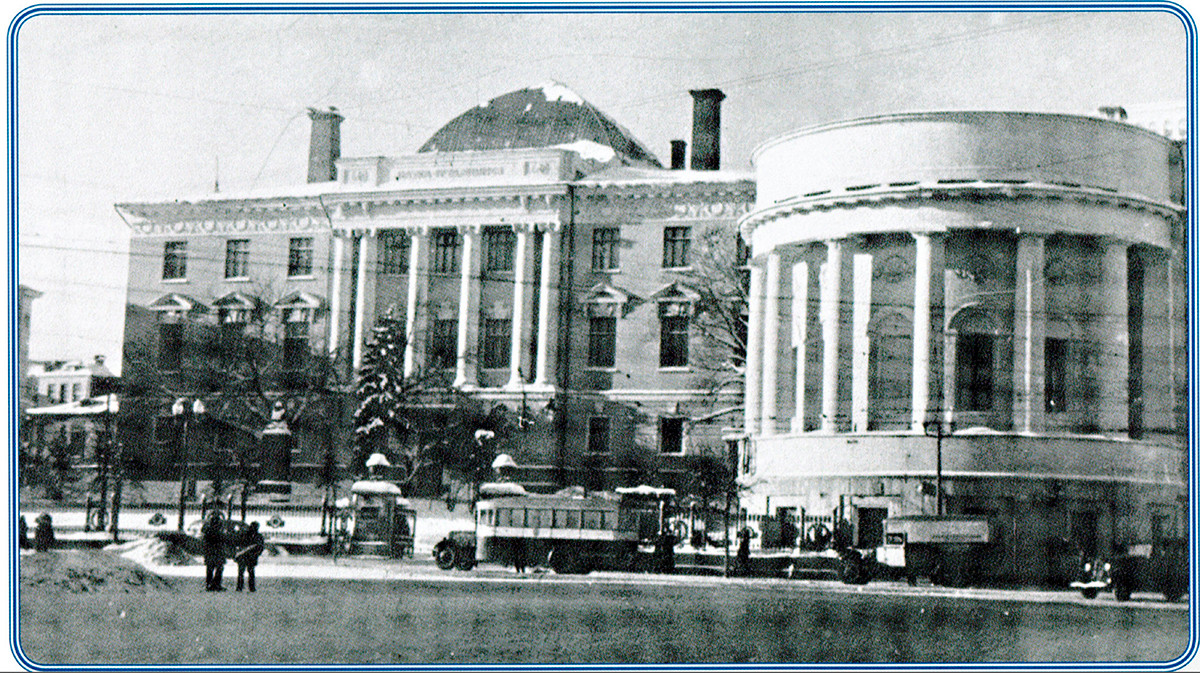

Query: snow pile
20;549;176;593
552;139;617;163
110;536;197;567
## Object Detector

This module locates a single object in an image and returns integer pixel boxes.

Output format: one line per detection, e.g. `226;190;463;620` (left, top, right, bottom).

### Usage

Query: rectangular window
283;321;309;372
956;333;994;411
163;241;187;280
659;315;689;367
554;509;580;529
427;319;457;369
159;323;182;371
588;417;610;454
288;237;313;277
484;228;515;272
660;417;685;454
662;226;690;268
1045;338;1070;413
431;229;460;274
592;227;620;271
378;231;410;275
224;239;249;279
481;318;511;369
588;316;616;368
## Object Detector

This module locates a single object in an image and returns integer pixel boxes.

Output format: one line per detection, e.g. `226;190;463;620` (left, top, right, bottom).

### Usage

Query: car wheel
435;545;457;571
456;550;476;571
1081;588;1098;600
1114;583;1132;602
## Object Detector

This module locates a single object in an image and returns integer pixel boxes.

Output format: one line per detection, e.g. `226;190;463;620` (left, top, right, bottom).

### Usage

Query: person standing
235;521;265;592
19;515;30;550
33;513;54;552
201;510;226;591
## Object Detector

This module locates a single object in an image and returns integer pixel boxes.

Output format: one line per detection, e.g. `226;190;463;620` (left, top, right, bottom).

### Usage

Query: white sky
10;9;1188;372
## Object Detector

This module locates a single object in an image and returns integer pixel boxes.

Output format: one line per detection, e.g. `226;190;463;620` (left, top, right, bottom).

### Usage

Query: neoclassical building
115;84;753;492
737;111;1187;583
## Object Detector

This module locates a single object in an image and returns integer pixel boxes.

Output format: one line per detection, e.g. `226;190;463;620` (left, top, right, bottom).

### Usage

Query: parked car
1071;539;1188;602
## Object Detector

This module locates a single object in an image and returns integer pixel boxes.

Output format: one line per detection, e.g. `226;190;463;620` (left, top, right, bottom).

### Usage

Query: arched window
951;307;998;413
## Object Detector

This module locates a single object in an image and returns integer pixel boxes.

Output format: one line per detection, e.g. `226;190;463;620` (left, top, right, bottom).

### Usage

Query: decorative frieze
128;213;327;237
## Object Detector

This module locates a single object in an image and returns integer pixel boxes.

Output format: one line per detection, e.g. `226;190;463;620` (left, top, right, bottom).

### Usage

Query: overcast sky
12;9;1188;371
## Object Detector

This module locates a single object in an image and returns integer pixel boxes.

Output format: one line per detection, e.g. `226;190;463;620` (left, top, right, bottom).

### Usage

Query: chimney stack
689;88;725;171
670;140;687;170
307;107;344;183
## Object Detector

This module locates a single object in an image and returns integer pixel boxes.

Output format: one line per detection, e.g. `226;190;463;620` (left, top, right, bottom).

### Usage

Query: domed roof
419;82;662;168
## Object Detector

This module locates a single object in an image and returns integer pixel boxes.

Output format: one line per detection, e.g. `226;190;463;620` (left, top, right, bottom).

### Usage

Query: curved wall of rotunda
738;112;1186;583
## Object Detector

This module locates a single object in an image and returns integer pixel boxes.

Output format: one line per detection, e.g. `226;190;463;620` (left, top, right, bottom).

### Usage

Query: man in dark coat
33;513;54;552
201;510;226;591
235;521;265;592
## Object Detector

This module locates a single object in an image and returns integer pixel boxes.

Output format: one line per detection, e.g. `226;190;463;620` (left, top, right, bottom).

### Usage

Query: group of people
18;513;56;552
200;510;265;592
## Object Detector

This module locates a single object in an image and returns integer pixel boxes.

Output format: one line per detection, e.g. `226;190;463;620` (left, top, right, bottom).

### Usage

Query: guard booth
337;480;417;558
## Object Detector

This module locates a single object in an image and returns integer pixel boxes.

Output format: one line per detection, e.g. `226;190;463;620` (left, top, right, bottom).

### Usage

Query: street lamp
173;397;205;531
923;418;947;517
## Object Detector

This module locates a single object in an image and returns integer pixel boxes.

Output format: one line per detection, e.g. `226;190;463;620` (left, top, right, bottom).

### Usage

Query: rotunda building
737;111;1186;583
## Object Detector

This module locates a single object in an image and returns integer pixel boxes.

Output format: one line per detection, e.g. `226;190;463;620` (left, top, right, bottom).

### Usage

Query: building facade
115;85;753;492
737;111;1187;583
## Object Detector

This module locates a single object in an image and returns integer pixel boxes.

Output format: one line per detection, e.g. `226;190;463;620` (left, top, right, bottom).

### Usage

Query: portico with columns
738;111;1186;584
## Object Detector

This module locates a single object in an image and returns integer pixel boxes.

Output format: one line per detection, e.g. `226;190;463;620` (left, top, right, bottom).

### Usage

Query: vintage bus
434;483;676;573
333;480;417;558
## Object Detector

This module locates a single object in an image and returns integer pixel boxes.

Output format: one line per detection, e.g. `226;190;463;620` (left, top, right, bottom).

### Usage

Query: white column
851;253;873;432
743;264;765;435
453;226;481;388
534;225;559;387
327;232;346;356
403;228;427;378
1012;235;1046;432
1099;240;1129;435
791;261;809;433
911;233;932;431
506;225;531;389
351;232;376;372
819;240;842;433
760;253;782;436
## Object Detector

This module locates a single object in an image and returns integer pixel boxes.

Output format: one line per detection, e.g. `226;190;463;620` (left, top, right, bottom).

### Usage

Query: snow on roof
576;164;754;187
552;139;616;163
540;80;584;105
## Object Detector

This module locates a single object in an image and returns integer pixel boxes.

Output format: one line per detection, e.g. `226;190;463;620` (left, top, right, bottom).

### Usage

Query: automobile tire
455;551;476;571
1162;585;1183;602
1114;583;1132;602
435;545;457;571
1081;587;1099;600
839;561;863;585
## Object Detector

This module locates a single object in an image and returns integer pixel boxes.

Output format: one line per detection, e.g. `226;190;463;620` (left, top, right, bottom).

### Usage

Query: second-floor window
1045;337;1071;413
481;318;511;369
225;239;249;279
159;323;183;371
288;237;313;277
163;241;187;280
663;226;690;269
431;229;460;274
588;417;610;454
956;332;994;412
378;231;410;275
427;319;457;369
659;315;689;368
485;228;515;273
592;227;620;271
588;316;616;368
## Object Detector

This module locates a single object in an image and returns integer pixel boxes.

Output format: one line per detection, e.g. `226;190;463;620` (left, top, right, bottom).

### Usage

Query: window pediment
148;293;208;319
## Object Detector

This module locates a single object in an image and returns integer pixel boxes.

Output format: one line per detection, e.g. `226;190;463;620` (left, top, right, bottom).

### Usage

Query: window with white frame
163;241;187;280
288;237;314;277
662;226;690;269
378;231;410;275
225;239;249;279
592;227;620;271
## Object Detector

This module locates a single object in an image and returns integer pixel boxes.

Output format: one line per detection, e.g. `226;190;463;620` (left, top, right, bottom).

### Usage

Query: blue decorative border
7;2;1197;671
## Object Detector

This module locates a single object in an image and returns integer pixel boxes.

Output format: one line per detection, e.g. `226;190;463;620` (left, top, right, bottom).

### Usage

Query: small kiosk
337;480;417;558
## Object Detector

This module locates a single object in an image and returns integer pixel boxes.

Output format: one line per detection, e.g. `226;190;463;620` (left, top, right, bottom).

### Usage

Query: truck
863;515;992;587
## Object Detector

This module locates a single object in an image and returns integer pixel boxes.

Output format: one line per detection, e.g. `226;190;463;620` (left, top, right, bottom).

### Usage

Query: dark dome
419;82;662;168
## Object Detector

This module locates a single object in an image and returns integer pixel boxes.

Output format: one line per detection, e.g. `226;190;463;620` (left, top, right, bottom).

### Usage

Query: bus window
515;509;527;527
528;509;546;528
555;509;580;529
498;508;512;527
583;510;602;529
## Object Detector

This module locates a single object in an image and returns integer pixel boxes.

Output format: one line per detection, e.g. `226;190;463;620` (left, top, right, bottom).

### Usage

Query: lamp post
173;397;205;531
923;418;946;517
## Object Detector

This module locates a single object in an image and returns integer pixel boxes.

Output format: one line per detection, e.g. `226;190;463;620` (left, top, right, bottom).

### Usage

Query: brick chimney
307;107;344;183
689;89;725;170
670;140;687;170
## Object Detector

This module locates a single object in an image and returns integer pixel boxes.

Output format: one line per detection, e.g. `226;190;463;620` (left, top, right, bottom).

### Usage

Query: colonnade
742;231;1132;437
334;222;560;390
